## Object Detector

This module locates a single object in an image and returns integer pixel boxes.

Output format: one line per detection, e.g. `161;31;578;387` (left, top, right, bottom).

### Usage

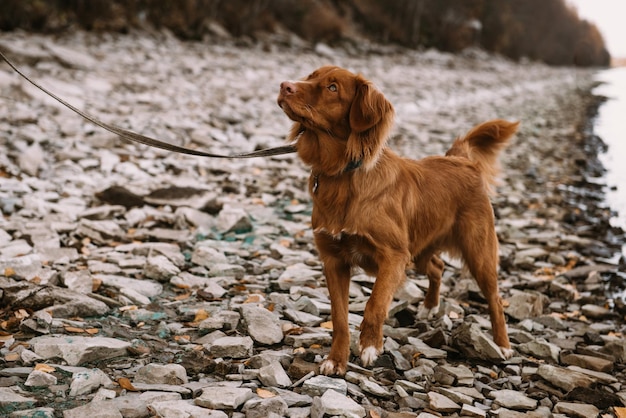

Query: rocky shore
1;31;625;417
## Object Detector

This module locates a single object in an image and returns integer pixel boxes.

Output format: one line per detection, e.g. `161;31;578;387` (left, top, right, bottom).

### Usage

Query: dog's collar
312;159;362;194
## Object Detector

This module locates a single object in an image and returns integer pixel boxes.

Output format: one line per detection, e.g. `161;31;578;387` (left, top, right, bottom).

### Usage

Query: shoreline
1;31;625;416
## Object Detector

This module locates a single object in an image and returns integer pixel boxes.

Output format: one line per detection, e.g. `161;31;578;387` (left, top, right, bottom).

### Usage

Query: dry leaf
34;364;56;373
65;326;85;333
256;388;277;399
118;377;138;392
370;411;382;418
174;292;192;301
119;305;138;312
194;309;209;322
4;267;15;277
310;344;321;349
5;352;20;362
614;407;626;418
92;278;102;292
15;309;30;320
85;328;100;335
321;321;333;330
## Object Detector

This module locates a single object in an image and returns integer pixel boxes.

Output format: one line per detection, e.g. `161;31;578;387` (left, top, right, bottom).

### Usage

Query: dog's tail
446;119;519;193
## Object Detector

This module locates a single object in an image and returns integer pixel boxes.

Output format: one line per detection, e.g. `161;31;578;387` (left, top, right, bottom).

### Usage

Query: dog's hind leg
461;227;513;359
415;254;445;319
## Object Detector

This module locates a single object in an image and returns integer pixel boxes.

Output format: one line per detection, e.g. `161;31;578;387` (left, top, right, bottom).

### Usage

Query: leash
0;49;297;159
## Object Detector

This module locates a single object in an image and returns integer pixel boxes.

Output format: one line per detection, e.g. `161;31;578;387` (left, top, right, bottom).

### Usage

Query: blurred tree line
0;0;610;66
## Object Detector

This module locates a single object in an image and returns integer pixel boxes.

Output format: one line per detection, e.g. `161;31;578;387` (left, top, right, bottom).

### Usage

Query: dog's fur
277;65;517;375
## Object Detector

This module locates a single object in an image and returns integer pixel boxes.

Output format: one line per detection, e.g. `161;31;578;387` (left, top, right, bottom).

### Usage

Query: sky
566;0;626;58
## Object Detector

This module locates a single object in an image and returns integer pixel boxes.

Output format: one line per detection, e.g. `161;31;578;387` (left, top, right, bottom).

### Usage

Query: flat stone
491;389;537;410
427;391;460;413
554;401;600;418
148;400;227;418
311;388;366;418
30;336;131;366
240;304;284;345
208;336;254;358
69;368;114;397
536;364;595;391
242;396;288;418
0;387;37;414
302;375;348;397
258;361;292;388
195;386;254;409
134;363;188;385
24;369;57;387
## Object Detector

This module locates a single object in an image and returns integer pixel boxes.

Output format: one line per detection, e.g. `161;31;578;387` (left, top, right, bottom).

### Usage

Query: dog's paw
417;303;439;320
360;346;380;367
500;346;514;359
319;358;346;376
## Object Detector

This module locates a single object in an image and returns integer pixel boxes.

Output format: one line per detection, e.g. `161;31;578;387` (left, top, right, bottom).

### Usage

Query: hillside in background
0;0;610;67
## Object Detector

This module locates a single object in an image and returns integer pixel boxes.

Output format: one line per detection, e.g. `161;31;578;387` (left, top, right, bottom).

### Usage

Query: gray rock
134;364;188;385
195;386;254;409
148;400;228;418
450;323;505;361
553;401;599;418
258;361;292;388
427;391;461;413
302;375;348;397
24;370;57;387
209;336;254;358
518;338;561;362
69;369;114;396
143;255;181;282
30;336;131;366
242;396;288;418
536;364;595;391
8;407;55;418
505;290;548;320
62;401;123;418
240;304;283;345
310;389;366;418
490;389;537;410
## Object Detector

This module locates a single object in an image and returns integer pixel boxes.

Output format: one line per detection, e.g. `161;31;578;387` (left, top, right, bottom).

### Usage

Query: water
592;67;626;239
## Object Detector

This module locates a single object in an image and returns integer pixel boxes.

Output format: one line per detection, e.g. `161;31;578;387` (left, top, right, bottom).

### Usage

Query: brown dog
277;66;517;375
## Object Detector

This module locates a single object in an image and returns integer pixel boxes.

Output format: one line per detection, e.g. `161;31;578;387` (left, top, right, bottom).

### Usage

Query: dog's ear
347;78;394;168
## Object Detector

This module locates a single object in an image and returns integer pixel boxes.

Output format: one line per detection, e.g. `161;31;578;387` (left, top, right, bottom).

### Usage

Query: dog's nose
280;81;297;95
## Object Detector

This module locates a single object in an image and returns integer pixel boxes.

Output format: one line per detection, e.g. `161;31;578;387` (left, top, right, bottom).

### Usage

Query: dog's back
445;119;519;193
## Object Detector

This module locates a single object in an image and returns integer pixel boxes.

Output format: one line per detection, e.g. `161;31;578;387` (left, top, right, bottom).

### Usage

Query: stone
301;375;348;397
134;364;188;385
536;364;595;391
208;336;254;358
143;255;180;282
310;388;366;418
427;391;460;413
490;389;537;410
30;336;131;366
240;304;284;345
70;368;114;396
505;290;548;320
148;400;228;418
518;338;561;362
450;323;505;361
242;396;288;418
258;361;292;388
24;369;57;387
554;401;599;418
195;386;254;409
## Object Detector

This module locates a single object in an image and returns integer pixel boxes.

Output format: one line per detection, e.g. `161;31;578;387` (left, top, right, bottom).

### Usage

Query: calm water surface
592;67;626;256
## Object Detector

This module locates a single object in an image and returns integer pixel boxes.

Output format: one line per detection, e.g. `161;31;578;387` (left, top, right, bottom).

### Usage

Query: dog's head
278;66;394;174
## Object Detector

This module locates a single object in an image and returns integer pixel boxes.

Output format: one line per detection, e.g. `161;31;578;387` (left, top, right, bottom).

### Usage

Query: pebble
0;30;624;417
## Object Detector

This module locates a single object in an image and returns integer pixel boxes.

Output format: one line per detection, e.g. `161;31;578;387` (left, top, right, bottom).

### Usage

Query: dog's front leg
319;257;352;376
359;249;410;366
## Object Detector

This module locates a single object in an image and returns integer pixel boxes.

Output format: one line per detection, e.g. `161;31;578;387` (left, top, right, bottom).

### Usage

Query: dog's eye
328;84;337;92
